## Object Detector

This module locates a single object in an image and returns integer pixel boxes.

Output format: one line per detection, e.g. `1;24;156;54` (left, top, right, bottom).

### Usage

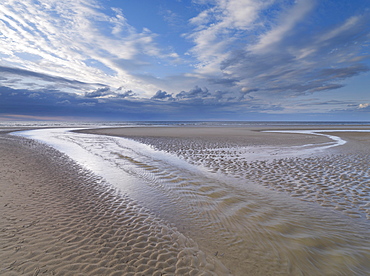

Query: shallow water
13;128;370;275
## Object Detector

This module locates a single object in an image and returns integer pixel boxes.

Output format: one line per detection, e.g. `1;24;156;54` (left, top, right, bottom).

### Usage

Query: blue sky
0;0;369;121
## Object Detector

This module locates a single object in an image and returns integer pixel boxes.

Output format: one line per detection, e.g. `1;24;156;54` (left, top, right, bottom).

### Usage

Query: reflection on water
13;128;370;275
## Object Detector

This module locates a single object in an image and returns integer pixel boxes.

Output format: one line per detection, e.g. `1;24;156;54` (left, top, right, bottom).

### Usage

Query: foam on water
12;128;370;275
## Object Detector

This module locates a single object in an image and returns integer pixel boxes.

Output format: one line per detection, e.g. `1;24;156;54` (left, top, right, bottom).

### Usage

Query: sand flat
0;134;229;275
77;125;370;156
72;125;370;275
3;125;370;275
77;126;335;147
77;126;370;220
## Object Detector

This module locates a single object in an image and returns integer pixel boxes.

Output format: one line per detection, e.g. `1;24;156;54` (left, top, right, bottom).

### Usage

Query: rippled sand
80;126;370;220
0;135;229;275
77;126;370;275
163;145;370;220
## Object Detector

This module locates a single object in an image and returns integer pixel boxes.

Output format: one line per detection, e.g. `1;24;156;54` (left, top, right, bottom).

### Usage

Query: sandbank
76;125;370;148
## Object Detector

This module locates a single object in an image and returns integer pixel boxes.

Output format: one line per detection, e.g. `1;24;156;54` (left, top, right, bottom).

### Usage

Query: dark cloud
0;65;104;87
319;64;369;80
151;90;174;101
221;49;369;97
217;12;370;98
151;87;244;104
84;87;111;98
0;86;82;115
0;85;285;120
310;84;345;92
144;85;258;105
1;84;368;121
208;77;239;87
85;87;136;99
296;99;353;107
176;86;210;100
242;88;259;94
118;90;136;98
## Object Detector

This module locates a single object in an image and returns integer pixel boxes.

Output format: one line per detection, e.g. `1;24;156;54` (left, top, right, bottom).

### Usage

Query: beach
1;125;370;275
79;126;370;220
0;133;229;275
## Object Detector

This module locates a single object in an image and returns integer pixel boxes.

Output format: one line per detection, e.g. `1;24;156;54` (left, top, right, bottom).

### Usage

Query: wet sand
0;134;229;275
80;126;370;220
77;126;334;147
74;126;370;275
2;126;370;275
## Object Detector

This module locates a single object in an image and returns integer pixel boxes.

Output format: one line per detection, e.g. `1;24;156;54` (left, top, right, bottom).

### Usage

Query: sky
0;0;369;121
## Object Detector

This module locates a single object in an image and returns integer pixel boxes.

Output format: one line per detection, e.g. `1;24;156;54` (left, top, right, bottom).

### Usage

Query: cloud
319;65;369;80
208;77;239;87
84;87;111;98
186;0;273;75
219;20;369;97
176;86;210;100
358;103;370;109
0;65;100;87
0;0;178;95
84;87;136;99
0;114;74;121
118;90;136;98
250;0;315;53
184;0;370;102
0;0;369;120
78;102;96;107
57;100;71;105
160;9;185;30
28;93;40;98
151;90;174;101
0;85;282;120
1;83;368;121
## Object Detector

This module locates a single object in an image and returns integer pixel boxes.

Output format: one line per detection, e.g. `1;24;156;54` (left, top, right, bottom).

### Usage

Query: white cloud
319;16;361;43
78;102;96;107
250;0;315;53
57;100;71;105
217;0;265;30
0;0;177;95
186;0;271;75
190;0;264;29
358;103;370;109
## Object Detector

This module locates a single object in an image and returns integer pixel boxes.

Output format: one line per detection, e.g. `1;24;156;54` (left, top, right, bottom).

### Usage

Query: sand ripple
0;136;229;275
61;132;370;275
130;135;370;221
